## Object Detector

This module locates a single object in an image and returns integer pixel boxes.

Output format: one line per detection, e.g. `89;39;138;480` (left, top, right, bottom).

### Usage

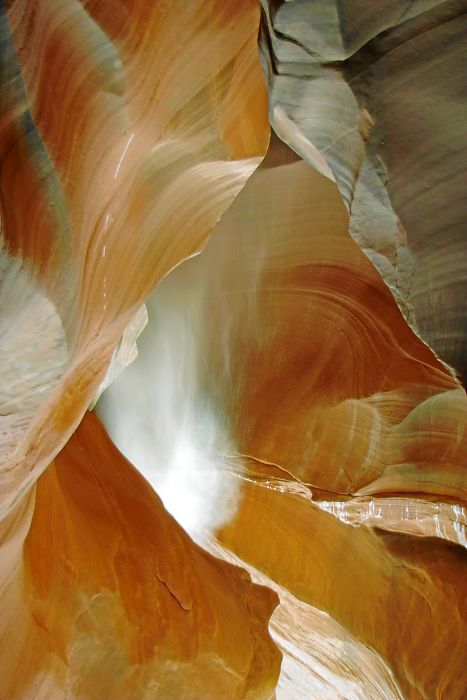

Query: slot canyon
0;1;466;698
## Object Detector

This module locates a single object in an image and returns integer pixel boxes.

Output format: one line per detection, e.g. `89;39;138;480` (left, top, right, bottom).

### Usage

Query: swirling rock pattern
0;0;269;518
260;0;467;381
0;1;280;698
100;134;467;698
0;1;466;699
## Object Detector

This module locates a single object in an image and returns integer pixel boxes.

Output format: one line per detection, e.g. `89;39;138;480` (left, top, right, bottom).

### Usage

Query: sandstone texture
0;1;466;699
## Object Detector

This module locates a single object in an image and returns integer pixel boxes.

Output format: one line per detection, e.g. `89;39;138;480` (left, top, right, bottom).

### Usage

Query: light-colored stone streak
0;0;269;520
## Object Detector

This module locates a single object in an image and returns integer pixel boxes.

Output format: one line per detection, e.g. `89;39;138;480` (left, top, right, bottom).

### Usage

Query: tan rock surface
100;135;467;698
0;412;280;699
0;0;269;519
0;2;281;698
218;476;467;700
1;1;466;698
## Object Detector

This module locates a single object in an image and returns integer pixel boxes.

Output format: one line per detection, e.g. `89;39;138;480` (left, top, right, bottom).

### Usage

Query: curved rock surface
1;1;466;699
260;0;467;381
0;412;279;699
100;135;467;697
1;1;281;698
0;0;269;519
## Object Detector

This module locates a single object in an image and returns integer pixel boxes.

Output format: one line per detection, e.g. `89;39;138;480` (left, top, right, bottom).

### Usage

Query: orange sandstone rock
0;412;280;699
0;0;269;519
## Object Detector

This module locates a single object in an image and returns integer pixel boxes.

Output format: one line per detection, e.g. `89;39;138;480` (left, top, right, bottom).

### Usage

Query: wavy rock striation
100;135;467;698
0;1;466;699
260;0;467;382
0;0;269;518
0;1;282;698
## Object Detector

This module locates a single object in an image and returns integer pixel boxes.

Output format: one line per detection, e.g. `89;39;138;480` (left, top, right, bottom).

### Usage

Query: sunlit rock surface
0;0;279;697
99;135;467;698
0;412;279;699
0;0;268;519
1;0;466;698
205;538;406;700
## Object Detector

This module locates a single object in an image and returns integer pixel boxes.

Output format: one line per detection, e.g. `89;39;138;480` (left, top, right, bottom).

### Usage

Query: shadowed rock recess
0;1;465;699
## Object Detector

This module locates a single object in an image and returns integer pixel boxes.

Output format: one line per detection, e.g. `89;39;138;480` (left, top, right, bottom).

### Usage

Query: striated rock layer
100;135;467;698
260;0;467;382
0;1;282;698
0;0;269;518
1;0;466;699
